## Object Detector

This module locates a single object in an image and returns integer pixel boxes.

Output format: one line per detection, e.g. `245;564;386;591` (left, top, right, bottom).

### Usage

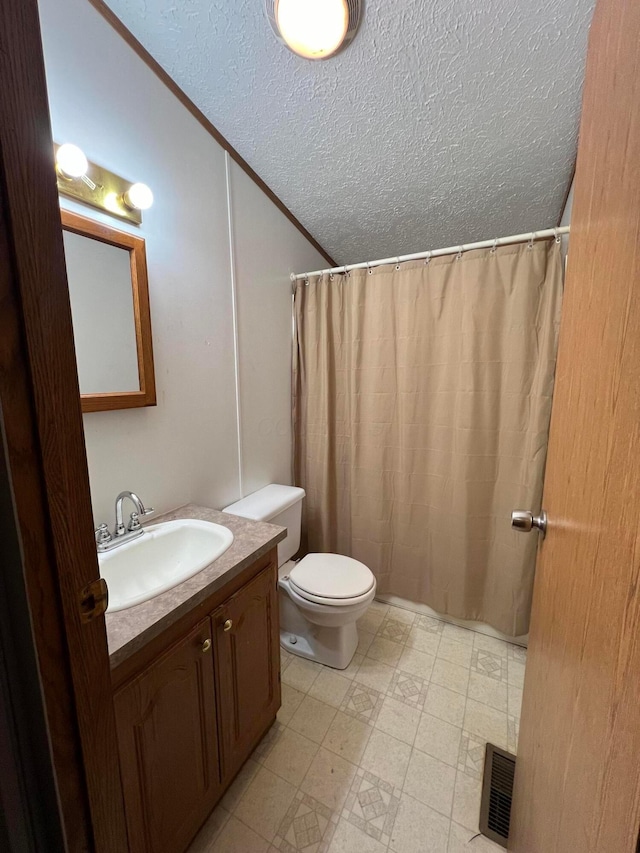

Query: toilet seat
288;553;375;606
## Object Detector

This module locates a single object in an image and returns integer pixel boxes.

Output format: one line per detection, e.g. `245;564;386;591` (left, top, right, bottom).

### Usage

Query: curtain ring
554;227;561;244
456;246;463;260
395;257;401;270
342;265;348;277
490;238;498;254
528;232;536;250
329;272;334;281
304;276;309;286
424;251;431;266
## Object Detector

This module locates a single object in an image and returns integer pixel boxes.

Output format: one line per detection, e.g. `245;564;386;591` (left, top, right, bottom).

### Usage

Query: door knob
201;638;212;653
223;619;233;632
511;509;547;538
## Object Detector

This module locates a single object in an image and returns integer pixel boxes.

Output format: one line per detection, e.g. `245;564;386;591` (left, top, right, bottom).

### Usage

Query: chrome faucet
95;490;154;552
115;491;153;536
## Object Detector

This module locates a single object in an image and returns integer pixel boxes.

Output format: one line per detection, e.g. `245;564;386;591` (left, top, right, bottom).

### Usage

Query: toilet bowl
279;554;376;668
223;484;376;669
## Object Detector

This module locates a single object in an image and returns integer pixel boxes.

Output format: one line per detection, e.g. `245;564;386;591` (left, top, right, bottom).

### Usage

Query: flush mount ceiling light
266;0;361;60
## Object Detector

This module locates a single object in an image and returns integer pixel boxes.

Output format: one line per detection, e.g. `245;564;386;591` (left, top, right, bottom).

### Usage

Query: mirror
61;210;156;413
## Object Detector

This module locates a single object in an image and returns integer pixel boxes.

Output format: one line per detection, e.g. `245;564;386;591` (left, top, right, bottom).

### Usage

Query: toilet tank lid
222;484;305;522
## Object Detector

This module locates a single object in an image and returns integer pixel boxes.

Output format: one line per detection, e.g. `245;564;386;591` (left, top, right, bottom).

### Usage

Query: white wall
38;0;325;525
229;162;321;496
560;182;574;227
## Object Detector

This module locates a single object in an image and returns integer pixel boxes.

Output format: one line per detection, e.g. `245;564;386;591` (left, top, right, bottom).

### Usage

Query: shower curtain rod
291;225;570;281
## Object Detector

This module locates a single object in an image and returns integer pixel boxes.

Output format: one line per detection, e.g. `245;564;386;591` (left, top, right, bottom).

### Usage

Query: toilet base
280;620;358;670
278;562;375;670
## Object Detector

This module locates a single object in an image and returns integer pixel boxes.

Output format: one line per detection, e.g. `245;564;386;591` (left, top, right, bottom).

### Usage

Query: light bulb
276;0;349;60
123;182;154;211
56;143;88;179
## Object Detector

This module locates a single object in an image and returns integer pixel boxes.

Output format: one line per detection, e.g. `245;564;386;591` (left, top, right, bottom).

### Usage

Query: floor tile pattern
188;602;525;852
341;681;383;724
387;670;429;709
343;768;400;846
471;649;505;681
273;791;338;852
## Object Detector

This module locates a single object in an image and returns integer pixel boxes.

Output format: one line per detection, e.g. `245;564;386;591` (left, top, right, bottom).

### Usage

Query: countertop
105;503;286;668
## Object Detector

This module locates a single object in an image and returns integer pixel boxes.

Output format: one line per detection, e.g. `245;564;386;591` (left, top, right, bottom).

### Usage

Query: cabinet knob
201;638;212;653
223;619;233;632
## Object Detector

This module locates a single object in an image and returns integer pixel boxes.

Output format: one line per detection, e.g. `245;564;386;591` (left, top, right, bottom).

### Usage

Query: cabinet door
113;619;220;853
214;563;280;778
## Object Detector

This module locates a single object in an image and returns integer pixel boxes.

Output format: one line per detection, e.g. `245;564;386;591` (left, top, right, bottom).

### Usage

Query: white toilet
223;484;376;669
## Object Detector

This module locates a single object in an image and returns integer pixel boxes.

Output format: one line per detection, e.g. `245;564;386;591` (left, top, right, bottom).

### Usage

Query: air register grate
479;743;516;848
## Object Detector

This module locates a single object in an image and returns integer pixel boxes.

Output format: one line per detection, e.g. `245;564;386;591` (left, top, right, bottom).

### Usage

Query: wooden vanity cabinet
213;562;280;780
113;619;221;853
112;554;280;853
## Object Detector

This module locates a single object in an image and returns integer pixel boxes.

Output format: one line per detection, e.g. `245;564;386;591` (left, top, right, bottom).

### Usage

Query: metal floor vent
479;743;516;848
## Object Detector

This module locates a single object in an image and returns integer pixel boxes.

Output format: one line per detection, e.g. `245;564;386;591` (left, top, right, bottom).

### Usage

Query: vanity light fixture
123;182;154;212
266;0;361;60
55;143;89;179
54;142;153;225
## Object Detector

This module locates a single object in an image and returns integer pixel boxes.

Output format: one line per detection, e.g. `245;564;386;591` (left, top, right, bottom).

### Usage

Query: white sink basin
99;519;234;612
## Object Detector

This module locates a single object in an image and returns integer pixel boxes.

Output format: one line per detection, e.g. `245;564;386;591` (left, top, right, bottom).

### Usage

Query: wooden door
510;0;640;850
0;0;128;849
114;619;221;853
213;563;280;778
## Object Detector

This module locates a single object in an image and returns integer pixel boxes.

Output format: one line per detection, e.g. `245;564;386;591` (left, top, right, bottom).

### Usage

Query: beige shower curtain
293;240;563;636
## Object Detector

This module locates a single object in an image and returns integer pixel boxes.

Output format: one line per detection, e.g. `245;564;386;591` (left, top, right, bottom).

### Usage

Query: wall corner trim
224;152;245;501
557;158;577;227
86;0;337;268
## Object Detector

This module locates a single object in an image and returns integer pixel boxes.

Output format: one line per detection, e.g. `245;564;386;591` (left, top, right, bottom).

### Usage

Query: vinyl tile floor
188;601;525;853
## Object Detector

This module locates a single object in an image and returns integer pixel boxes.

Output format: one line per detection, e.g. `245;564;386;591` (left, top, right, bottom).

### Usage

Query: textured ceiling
103;0;595;265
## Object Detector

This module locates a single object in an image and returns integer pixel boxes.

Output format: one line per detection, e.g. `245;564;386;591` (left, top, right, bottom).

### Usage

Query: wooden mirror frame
61;209;156;413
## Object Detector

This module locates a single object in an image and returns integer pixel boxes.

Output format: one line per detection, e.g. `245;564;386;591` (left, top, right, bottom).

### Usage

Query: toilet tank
222;484;305;567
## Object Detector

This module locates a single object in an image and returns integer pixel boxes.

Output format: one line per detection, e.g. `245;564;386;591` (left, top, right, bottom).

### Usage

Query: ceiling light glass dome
266;0;361;60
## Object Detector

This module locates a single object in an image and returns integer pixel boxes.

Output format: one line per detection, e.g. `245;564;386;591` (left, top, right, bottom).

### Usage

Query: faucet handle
95;523;112;546
127;506;154;531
